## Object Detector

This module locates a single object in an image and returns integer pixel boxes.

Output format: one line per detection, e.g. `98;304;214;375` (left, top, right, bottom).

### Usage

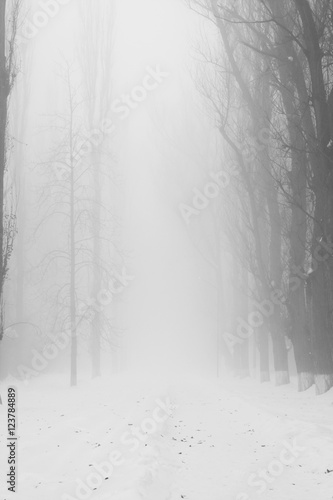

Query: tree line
189;0;333;394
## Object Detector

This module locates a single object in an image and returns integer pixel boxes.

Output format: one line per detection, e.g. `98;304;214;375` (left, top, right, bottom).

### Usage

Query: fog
0;1;332;498
1;0;224;379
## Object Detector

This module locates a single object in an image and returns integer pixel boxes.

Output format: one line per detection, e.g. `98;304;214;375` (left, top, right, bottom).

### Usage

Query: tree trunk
91;150;101;378
239;265;250;378
273;43;314;390
0;1;8;332
270;326;289;386
69;96;77;387
258;324;270;382
293;0;333;395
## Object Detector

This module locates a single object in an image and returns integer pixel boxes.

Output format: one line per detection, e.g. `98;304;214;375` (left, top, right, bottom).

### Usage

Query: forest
0;1;333;499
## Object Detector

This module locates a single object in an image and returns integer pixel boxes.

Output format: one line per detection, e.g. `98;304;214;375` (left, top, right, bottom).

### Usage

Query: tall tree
79;0;117;378
0;0;20;338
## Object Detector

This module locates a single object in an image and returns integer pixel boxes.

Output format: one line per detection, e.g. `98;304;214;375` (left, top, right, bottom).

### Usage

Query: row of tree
189;0;333;394
0;0;20;341
0;0;124;386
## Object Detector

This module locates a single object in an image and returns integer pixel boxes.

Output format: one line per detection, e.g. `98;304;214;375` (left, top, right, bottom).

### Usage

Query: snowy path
167;377;333;499
0;373;332;500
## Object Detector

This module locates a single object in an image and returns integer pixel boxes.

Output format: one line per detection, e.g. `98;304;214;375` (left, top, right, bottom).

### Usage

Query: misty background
1;1;333;499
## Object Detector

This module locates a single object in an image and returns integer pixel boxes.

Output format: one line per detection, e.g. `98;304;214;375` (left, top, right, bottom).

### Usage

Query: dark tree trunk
270;325;289;386
91;151;101;379
270;24;314;389
258;324;270;382
293;0;333;395
0;1;8;328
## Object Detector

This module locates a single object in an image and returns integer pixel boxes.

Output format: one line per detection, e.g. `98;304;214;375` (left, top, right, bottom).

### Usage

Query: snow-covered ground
0;371;333;500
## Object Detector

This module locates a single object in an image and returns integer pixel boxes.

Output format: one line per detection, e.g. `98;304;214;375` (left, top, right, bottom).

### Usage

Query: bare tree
0;0;20;339
79;0;118;378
